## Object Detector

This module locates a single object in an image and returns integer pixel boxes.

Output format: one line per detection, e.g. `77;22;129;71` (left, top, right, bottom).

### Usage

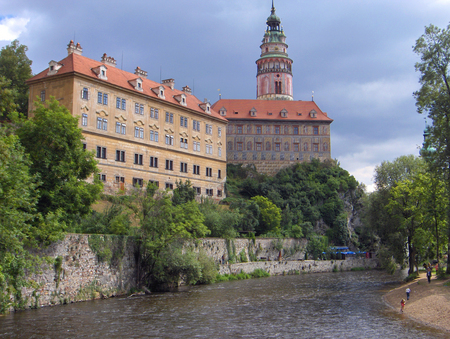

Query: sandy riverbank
383;272;450;333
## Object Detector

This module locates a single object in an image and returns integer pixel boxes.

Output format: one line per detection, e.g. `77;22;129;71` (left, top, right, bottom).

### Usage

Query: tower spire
255;2;293;101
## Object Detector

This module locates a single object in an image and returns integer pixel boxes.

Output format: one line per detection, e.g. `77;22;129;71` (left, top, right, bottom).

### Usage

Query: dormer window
280;109;288;118
250;108;257;117
309;109;317;118
152;86;165;99
129;78;143;92
174;93;187;106
47;60;62;76
199;101;211;114
219;107;227;116
92;65;108;80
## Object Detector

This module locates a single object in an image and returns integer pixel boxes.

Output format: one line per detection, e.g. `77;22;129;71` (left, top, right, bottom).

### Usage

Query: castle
212;2;332;175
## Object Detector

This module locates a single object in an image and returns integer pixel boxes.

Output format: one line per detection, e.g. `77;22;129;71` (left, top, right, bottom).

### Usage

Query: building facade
27;41;227;199
212;3;332;175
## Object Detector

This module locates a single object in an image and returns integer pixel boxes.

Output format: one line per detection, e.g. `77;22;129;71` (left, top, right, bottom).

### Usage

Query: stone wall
24;234;137;308
219;258;379;275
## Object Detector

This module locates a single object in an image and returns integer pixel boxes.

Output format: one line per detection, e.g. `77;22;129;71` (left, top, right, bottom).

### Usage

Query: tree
414;23;450;272
251;196;281;235
0;76;18;120
172;180;196;206
16;97;102;227
0;40;32;117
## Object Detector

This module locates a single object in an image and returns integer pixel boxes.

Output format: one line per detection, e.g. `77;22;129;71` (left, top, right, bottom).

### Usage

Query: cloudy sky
2;0;450;191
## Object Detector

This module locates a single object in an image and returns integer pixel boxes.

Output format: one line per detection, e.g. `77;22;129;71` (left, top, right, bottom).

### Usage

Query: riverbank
383;272;450;333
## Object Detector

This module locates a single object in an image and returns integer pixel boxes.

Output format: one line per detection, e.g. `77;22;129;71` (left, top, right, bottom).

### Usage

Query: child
406;287;411;300
401;299;406;313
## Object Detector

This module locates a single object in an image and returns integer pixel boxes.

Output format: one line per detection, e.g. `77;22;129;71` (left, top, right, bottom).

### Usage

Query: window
256;142;262;151
115;176;125;183
116;97;126;110
82;113;88;126
150;107;159;119
135;127;144;138
217;190;222;197
116;122;126;134
218;127;222;137
206;189;213;196
206;167;212;177
116;150;126;162
218;147;222;157
97;117;107;130
180;138;188;149
98;174;106;182
193;141;201;152
150;130;159;142
206;124;212;135
165;183;174;190
40;90;45;102
82;87;89;100
96;146;106;159
237;143;243;151
247;142;252;151
275;143;280;152
293;126;299;135
82;143;87;150
275;81;282;94
294;143;299;152
150;156;158;168
256;125;262;134
237;125;243;134
313;143;319;152
180;116;188;128
218;169;222;179
132;178;144;188
98;92;108;105
148;180;159;187
206;144;213;154
275;126;280;134
180;162;188;173
227;125;233;134
313;126;319;135
193;120;200;131
193;165;200;175
194;187;201;195
165;160;173;170
165;112;173;123
165;134;174;146
134;153;143;165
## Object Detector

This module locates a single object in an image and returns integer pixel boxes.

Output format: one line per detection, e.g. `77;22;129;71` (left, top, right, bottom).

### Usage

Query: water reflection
0;270;447;338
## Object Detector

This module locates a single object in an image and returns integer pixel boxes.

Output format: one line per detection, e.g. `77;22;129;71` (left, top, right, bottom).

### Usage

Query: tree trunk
408;235;415;275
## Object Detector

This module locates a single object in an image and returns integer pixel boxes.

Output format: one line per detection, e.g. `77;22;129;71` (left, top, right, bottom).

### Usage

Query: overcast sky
2;0;450;191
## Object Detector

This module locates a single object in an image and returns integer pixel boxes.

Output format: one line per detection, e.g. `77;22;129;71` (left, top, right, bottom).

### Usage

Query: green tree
16;97;102;227
413;23;450;272
0;40;32;117
172;179;196;205
0;127;38;312
251;195;281;235
0;76;18;120
306;234;328;260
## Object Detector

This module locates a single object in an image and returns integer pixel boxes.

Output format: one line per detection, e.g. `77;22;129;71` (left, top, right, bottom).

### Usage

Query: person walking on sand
406;287;411;300
401;299;406;313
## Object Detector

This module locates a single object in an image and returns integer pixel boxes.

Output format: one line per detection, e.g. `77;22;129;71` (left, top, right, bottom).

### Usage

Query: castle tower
256;1;293;101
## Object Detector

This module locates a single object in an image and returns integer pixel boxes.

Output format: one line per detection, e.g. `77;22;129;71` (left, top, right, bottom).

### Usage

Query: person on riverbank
401;299;406;313
406;287;411;300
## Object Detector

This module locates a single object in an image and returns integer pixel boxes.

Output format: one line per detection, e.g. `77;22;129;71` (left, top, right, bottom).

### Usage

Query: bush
250;268;270;278
350;267;365;271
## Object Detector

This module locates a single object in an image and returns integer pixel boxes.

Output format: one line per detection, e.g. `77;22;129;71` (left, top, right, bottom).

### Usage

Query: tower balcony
257;68;292;75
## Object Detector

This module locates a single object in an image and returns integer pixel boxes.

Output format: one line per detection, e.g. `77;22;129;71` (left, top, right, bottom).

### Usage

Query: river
0;270;448;338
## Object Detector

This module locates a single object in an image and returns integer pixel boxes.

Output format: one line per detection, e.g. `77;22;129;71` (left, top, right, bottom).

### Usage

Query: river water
0;270;448;338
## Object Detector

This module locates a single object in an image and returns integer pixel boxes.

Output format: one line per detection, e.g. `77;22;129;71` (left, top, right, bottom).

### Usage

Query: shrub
250;268;270;278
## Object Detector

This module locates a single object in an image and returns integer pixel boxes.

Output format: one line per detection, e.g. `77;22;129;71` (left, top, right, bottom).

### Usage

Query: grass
350;267;365;271
216;268;270;282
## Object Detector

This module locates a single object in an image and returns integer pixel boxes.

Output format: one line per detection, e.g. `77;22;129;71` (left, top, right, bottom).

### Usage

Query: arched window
247;141;252;151
266;141;271;151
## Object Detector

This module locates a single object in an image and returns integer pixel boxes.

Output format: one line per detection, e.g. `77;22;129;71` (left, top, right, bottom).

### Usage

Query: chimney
134;66;147;79
101;53;117;68
182;85;192;94
67;40;83;56
162;78;175;90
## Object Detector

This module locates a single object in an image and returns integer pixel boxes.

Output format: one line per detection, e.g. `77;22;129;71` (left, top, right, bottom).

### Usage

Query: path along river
0;270;448;338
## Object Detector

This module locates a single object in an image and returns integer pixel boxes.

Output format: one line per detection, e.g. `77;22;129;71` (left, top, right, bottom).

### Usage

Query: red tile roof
28;52;227;121
211;99;332;122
